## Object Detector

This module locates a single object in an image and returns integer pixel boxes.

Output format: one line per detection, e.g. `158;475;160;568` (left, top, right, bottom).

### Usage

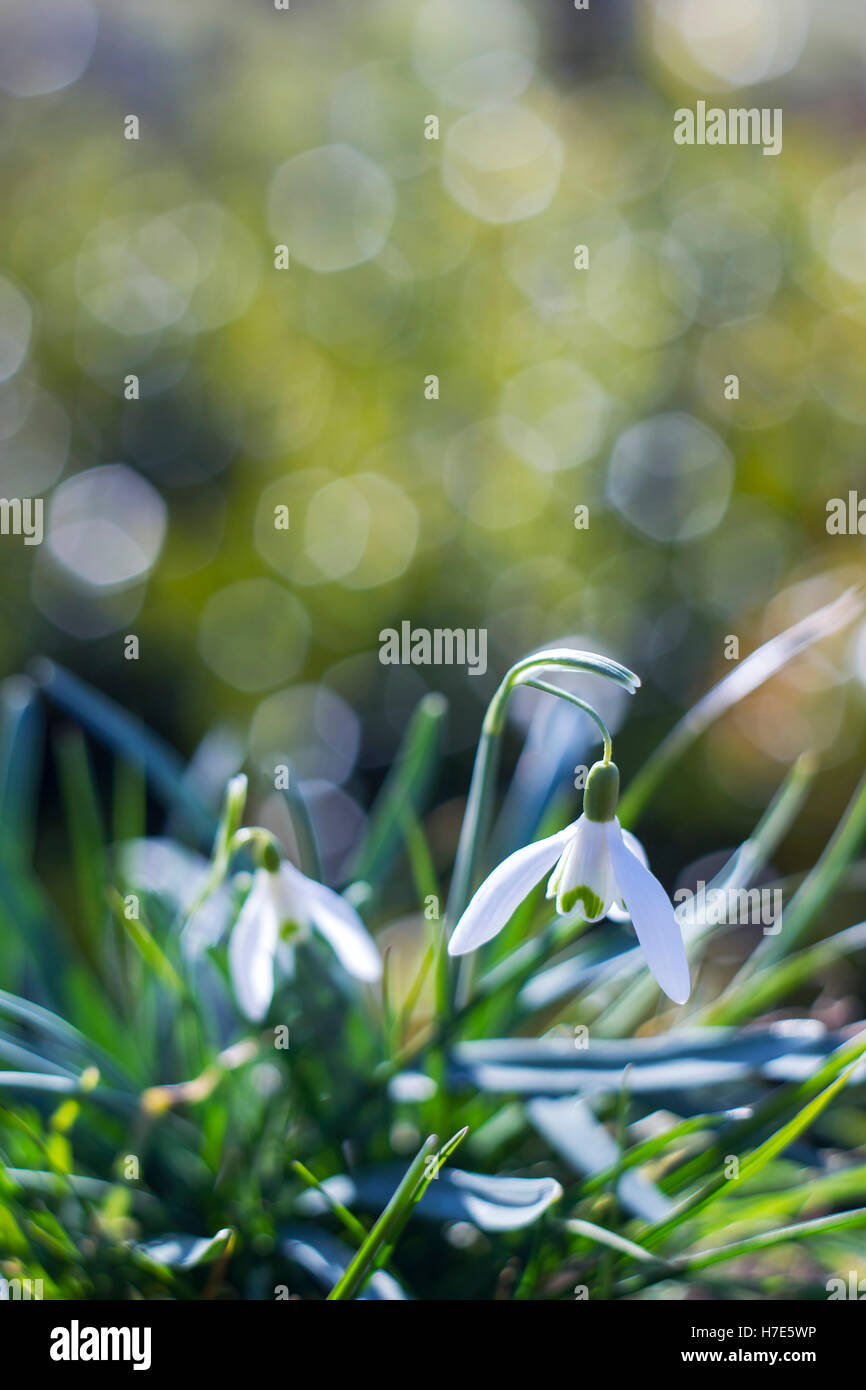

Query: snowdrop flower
448;760;690;1005
229;854;382;1021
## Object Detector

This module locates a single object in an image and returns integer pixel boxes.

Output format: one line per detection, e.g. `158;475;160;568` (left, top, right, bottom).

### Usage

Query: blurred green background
2;0;866;892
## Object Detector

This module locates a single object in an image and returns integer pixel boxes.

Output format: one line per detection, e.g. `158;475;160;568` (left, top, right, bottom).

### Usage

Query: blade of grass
372;1126;469;1274
348;693;446;890
55;728;107;944
32;659;215;846
292;1161;368;1245
327;1128;467;1300
279;767;323;883
698;919;866;1026
618;587;863;827
704;771;866;1027
399;803;447;1028
327;1134;438;1300
577;1112;735;1198
112;757;146;849
0;989;134;1086
641;1057;861;1252
565;1218;660;1265
662;1027;866;1199
109;890;182;995
0;675;43;863
618;1205;866;1295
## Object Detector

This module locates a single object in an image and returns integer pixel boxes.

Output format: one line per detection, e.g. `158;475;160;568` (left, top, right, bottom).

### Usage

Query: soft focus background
2;0;866;894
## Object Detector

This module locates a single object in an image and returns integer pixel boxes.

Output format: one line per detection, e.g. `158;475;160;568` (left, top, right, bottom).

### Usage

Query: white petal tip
666;984;691;1006
658;965;691;1006
358;959;384;983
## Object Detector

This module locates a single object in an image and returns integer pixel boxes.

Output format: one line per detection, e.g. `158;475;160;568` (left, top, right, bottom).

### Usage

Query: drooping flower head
229;852;382;1021
448;759;690;1005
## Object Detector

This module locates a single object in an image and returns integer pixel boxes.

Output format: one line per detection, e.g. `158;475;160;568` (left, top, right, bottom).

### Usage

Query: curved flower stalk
448;759;690;1006
229;855;382;1021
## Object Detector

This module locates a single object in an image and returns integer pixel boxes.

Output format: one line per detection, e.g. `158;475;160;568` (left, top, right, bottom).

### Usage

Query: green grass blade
618;1206;866;1295
642;1055;861;1251
32;659;215;845
682;1205;866;1274
327;1134;438;1300
326;1129;468;1301
756;768;866;967
348;693;446;890
663;1027;866;1200
371;1127;469;1274
700;919;866;1026
279;772;323;883
292;1161;368;1245
618;587;862;826
0;675;43;863
109;890;182;994
55;729;108;956
565;1218;660;1265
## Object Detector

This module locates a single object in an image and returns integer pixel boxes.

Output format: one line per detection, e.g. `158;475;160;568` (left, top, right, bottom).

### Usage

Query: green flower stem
178;774;248;931
523;679;613;763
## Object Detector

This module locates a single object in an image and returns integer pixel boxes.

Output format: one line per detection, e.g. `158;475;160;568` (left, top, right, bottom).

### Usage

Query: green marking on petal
559;885;604;919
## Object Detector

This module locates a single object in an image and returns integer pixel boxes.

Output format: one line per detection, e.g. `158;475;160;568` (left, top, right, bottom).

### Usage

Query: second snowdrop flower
229;850;382;1021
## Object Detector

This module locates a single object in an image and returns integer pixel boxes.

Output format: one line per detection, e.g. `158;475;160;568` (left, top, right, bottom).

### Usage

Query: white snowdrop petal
619;828;648;867
605;821;691;1005
228;870;281;1021
555;815;616;922
282;861;382;982
607;828;647;921
448;826;574;955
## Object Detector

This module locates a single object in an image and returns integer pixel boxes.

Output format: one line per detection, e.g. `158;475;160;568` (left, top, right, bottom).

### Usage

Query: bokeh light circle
0;278;33;382
650;0;809;89
268;144;395;273
413;0;537;109
47;465;166;590
0;0;98;97
443;105;563;225
501;360;609;472
607;413;734;544
255;469;418;589
445;417;552;528
250;684;360;785
76;213;199;336
197;579;310;693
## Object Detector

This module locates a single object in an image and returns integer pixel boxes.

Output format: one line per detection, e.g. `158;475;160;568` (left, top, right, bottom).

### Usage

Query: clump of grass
1;592;866;1301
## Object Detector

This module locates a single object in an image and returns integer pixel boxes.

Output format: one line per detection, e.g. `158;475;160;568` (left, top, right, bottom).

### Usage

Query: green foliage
2;601;866;1302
